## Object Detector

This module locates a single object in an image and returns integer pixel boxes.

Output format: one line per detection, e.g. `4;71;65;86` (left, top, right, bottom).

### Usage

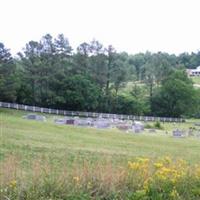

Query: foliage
2;108;200;199
144;123;153;129
62;75;101;111
0;43;18;102
111;94;149;115
151;70;197;117
1;35;200;117
154;121;163;129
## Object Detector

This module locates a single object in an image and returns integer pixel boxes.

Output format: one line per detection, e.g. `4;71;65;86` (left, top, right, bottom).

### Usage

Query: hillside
1;108;200;163
191;76;200;88
2;108;200;199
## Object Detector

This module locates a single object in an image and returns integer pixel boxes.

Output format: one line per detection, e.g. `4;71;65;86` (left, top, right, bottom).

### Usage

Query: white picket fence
0;101;185;123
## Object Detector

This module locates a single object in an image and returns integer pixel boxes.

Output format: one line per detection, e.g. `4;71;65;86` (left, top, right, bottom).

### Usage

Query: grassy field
1;108;200;199
1;108;200;163
190;76;200;89
120;77;200;92
191;76;200;84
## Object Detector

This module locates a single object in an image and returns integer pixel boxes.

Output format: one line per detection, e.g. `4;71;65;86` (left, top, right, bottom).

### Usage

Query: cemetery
2;107;200;200
21;111;200;139
53;115;148;133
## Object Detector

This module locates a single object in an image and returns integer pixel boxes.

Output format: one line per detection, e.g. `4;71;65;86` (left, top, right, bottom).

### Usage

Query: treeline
0;34;200;117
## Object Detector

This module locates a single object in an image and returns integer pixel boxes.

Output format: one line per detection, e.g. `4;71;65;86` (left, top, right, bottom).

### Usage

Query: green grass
2;108;200;199
191;76;200;89
121;78;200;93
191;76;200;85
1;108;200;164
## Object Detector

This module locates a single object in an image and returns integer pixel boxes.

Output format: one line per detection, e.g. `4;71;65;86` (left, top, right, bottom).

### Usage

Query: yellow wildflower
164;156;172;164
9;180;17;188
128;161;140;170
73;176;80;182
170;188;180;199
137;157;150;164
160;167;172;174
154;162;163;169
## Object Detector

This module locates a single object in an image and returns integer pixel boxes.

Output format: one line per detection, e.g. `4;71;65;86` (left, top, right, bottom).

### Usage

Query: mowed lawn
1;108;200;165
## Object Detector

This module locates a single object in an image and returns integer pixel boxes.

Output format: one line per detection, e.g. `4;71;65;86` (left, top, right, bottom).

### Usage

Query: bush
154;121;163;129
144;123;153;129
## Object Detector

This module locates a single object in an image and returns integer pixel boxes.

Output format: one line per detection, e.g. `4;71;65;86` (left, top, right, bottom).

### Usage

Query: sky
1;0;200;55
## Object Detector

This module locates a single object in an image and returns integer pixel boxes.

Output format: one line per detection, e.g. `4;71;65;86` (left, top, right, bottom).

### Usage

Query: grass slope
1;108;200;164
191;76;200;85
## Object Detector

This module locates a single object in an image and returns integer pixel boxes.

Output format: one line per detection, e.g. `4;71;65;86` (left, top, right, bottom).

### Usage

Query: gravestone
54;118;66;125
110;119;124;128
24;114;46;121
93;119;110;129
85;118;93;126
148;129;156;133
134;121;144;129
132;125;142;133
172;129;185;138
116;124;131;131
76;119;90;127
66;119;75;125
132;121;144;133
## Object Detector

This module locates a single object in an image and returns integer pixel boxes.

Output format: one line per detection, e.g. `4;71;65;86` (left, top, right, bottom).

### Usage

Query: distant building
187;66;200;76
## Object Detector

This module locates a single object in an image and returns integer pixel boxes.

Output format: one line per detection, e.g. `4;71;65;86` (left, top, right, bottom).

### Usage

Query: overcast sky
1;0;200;55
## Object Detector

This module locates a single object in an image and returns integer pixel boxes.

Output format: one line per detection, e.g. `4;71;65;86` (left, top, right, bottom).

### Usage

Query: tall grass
2;108;200;199
1;154;200;200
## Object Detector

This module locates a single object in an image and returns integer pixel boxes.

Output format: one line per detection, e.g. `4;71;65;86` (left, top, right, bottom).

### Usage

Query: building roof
190;66;200;72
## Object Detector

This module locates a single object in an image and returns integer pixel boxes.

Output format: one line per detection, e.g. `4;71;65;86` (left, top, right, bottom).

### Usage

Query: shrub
154;121;164;129
144;123;153;129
